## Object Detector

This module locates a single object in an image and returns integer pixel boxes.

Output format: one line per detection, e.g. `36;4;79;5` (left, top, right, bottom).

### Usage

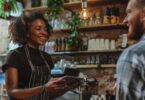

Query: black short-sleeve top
2;46;54;100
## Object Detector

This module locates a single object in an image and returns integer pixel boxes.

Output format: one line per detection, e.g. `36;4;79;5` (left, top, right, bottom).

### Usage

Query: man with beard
116;0;145;100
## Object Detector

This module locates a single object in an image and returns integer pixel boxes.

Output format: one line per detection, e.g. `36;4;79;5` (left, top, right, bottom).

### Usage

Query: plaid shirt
116;34;145;100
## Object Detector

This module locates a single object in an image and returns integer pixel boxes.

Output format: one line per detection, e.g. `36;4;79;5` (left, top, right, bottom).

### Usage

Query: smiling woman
2;12;82;100
9;12;50;46
27;18;49;48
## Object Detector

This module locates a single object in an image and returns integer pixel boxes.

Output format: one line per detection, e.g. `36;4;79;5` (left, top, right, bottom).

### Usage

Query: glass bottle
61;37;65;52
116;7;120;23
57;38;61;52
111;7;117;24
65;38;69;51
83;33;88;51
89;16;93;26
96;13;102;24
103;7;111;24
92;13;97;26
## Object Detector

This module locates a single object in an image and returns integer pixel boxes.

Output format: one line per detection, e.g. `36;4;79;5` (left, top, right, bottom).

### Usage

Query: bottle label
103;16;110;24
111;16;117;24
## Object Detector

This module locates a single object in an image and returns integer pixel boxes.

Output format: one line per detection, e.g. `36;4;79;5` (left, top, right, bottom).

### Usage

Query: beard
128;22;144;41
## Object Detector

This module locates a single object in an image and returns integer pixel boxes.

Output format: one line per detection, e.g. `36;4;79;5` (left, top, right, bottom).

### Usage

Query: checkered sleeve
116;48;145;100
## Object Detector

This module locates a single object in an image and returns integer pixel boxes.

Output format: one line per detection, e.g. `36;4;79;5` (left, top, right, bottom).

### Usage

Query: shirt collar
140;34;145;41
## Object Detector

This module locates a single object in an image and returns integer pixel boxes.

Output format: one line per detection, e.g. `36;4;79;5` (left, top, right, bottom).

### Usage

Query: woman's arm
6;67;82;99
6;67;44;99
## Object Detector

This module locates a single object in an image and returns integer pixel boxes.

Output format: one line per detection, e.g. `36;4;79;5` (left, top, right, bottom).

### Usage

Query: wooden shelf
24;6;47;12
49;49;123;56
78;24;128;31
64;0;127;9
24;0;127;12
0;49;123;56
76;64;98;68
75;64;116;69
101;64;116;68
53;24;127;33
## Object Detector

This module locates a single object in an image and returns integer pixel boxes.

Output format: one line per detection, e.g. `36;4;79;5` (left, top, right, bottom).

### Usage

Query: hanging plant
46;0;64;21
0;0;18;18
66;13;81;48
45;0;81;50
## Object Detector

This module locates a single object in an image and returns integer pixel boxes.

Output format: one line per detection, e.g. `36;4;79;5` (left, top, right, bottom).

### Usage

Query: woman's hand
44;76;83;99
44;77;70;99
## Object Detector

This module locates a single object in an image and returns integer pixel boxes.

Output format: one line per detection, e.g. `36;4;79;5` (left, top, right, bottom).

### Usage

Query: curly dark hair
9;12;50;45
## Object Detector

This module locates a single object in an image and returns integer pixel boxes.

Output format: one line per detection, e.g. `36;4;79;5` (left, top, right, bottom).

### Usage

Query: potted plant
46;0;64;22
66;13;81;51
46;0;81;51
0;0;18;18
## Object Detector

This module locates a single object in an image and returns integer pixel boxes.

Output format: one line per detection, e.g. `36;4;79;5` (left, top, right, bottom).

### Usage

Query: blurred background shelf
75;64;116;68
53;24;128;34
64;0;127;9
49;49;123;56
24;0;127;12
24;6;47;12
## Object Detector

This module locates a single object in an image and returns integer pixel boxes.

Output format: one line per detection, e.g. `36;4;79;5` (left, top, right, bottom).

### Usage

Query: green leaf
46;0;64;21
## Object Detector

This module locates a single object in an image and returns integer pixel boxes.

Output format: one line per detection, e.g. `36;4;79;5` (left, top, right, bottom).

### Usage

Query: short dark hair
9;12;50;45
